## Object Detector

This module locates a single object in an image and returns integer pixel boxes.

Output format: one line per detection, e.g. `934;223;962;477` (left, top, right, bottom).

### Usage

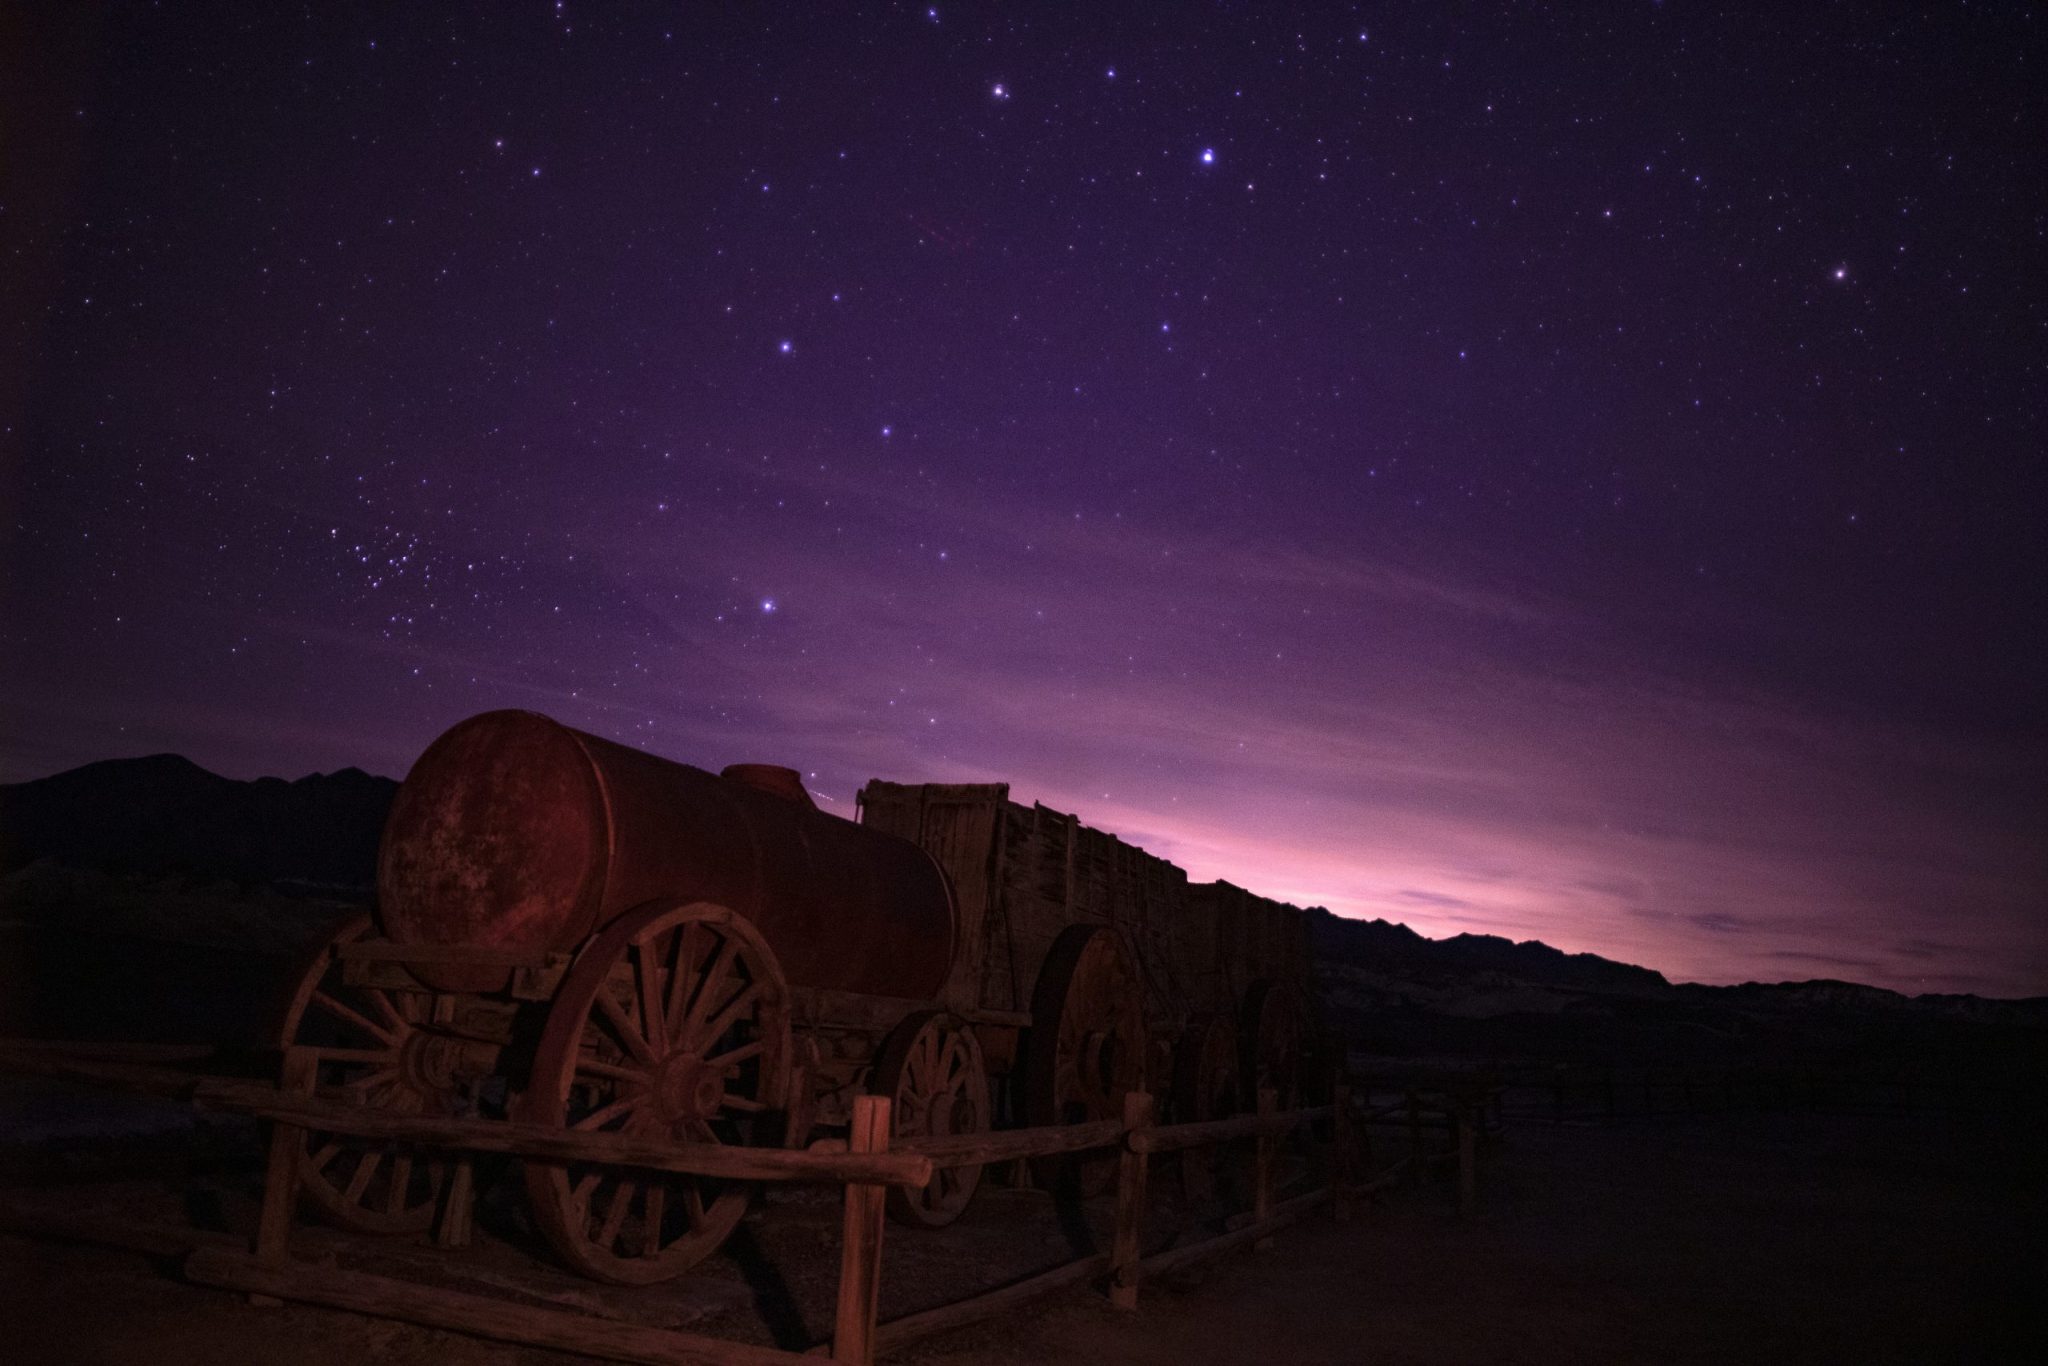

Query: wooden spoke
309;991;398;1047
641;1183;667;1257
595;1179;636;1251
572;1170;604;1207
695;981;763;1050
635;939;667;1048
718;1093;767;1112
572;1094;644;1132
575;1056;646;1084
356;1073;405;1110
384;1155;414;1215
308;1140;343;1171
343;1150;383;1205
593;986;657;1066
663;921;700;1043
368;989;408;1035
679;937;739;1043
703;1039;764;1070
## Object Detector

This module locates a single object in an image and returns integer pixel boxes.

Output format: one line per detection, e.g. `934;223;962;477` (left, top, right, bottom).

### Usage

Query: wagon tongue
719;763;817;809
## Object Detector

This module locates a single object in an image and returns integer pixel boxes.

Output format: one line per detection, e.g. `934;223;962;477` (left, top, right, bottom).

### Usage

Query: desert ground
4;1081;2037;1366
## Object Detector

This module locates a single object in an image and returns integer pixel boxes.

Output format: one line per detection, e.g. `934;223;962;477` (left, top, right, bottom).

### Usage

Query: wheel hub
652;1051;726;1126
395;1028;445;1095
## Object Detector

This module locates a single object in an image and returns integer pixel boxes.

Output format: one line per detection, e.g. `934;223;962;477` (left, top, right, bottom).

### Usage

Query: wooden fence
0;1038;1485;1366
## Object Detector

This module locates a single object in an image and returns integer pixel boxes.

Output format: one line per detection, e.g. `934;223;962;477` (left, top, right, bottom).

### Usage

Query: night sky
4;4;2042;997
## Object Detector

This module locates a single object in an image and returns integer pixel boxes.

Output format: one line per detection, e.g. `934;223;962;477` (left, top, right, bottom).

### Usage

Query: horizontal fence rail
190;1077;935;1189
893;1116;1127;1167
1127;1102;1333;1154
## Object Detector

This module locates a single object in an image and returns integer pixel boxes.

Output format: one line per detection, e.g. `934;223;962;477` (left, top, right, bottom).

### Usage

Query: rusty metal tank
376;710;957;997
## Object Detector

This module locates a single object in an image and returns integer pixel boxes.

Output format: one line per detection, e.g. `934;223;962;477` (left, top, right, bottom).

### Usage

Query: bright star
1832;266;1848;281
1200;148;1215;164
761;598;777;613
778;339;792;354
991;83;1007;99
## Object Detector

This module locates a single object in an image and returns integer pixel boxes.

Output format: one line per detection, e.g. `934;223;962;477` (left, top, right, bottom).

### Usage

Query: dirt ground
3;1104;2039;1365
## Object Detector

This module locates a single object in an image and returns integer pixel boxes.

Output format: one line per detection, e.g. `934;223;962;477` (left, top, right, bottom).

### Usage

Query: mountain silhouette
0;753;396;890
1305;907;1669;995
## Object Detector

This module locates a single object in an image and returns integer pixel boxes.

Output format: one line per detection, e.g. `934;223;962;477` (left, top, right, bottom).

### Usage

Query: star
1200;148;1215;165
777;339;793;354
991;83;1008;100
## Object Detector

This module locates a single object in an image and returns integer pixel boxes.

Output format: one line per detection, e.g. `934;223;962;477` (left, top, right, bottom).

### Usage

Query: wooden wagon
279;711;1322;1285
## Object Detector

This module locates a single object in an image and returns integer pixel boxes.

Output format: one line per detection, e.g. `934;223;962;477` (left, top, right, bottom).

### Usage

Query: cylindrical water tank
376;710;957;997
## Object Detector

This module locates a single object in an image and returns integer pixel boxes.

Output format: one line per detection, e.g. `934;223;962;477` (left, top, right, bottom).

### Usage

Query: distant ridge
1305;906;1669;995
0;753;397;889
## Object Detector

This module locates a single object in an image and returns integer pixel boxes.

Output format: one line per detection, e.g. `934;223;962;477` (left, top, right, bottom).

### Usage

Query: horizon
7;738;2040;1005
5;8;2041;1002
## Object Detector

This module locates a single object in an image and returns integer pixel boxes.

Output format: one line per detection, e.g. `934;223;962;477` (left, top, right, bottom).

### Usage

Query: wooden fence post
1109;1090;1154;1310
833;1095;891;1366
251;1046;316;1304
1252;1087;1277;1249
1331;1082;1353;1223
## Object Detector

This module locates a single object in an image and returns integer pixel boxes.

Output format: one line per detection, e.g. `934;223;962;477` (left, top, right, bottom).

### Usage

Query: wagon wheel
521;899;792;1285
273;912;450;1234
1239;979;1307;1110
1171;1013;1241;1204
1025;924;1147;1195
870;1010;989;1228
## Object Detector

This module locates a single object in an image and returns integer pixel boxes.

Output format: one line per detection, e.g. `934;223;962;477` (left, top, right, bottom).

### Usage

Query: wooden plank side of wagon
860;781;1314;1037
857;781;1015;1017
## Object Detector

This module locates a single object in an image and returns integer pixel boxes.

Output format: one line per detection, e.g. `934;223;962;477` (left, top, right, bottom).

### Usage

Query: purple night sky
4;5;2042;996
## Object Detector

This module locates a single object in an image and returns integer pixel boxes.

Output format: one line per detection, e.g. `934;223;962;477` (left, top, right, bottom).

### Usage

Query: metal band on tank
563;723;618;927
